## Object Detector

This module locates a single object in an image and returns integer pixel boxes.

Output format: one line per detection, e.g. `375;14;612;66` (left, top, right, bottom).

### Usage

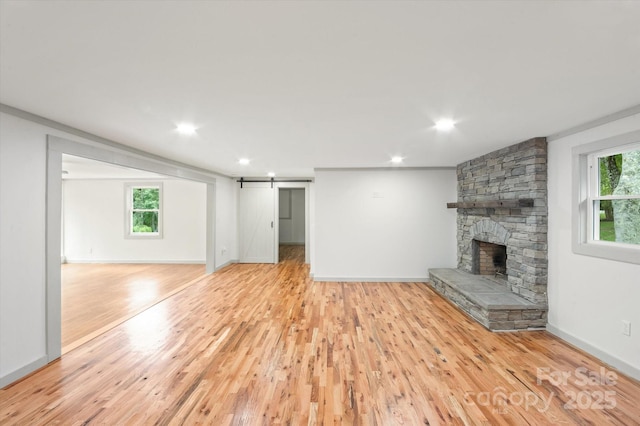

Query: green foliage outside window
132;187;159;233
598;154;621;241
598;150;640;244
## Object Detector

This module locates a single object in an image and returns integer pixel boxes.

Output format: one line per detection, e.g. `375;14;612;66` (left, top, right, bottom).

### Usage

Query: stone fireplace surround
429;137;548;331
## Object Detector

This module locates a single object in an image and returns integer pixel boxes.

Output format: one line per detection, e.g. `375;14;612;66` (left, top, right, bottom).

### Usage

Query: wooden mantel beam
447;199;534;209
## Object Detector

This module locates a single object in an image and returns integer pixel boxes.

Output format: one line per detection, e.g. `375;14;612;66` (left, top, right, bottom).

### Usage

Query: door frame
275;182;310;264
46;135;219;362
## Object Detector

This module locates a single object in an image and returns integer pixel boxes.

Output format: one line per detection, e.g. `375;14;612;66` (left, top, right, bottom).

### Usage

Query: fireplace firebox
472;240;507;279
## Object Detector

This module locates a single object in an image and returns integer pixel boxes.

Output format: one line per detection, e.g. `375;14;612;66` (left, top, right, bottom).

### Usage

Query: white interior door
239;182;276;263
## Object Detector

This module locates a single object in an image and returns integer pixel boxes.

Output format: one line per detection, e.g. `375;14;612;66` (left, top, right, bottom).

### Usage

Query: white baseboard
546;324;640;381
64;259;206;264
214;259;237;271
313;276;428;283
0;355;48;388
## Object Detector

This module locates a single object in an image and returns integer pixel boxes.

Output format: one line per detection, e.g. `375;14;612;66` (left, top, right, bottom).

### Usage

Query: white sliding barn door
239;182;276;263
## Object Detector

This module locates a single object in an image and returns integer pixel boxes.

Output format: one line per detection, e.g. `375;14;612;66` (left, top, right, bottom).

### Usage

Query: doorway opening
238;181;310;265
46;136;218;364
60;155;208;353
278;188;306;264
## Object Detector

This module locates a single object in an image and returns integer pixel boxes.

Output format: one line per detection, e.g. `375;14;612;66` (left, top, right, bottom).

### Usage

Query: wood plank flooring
62;263;206;352
279;244;305;263
2;247;639;425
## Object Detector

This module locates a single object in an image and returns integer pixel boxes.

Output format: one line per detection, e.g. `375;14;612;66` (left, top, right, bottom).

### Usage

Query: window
125;183;162;238
573;131;640;264
590;146;640;245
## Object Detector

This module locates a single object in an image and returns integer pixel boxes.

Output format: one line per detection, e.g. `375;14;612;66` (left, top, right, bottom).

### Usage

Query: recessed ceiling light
175;122;197;135
434;118;455;132
238;158;250;165
267;172;276;177
391;156;404;164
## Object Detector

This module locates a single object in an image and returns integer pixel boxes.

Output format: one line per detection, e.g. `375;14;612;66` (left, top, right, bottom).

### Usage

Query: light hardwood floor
2;247;639;425
62;263;206;352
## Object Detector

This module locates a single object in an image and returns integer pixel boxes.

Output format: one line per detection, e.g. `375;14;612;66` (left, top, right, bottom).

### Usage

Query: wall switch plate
622;320;631;336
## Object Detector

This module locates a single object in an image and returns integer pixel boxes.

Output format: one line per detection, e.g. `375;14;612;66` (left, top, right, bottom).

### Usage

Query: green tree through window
598;154;621;223
597;149;640;245
126;184;162;237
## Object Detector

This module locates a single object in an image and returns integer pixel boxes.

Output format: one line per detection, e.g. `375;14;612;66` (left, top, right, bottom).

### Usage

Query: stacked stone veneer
457;137;548;304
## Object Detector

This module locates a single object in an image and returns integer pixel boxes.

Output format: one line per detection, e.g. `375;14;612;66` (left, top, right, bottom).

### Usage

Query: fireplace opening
472;240;507;279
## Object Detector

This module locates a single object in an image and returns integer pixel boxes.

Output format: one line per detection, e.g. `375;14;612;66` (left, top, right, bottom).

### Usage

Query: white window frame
572;130;640;264
125;182;163;239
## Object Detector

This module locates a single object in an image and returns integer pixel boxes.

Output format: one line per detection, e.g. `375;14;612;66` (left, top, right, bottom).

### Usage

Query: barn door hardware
237;178;312;188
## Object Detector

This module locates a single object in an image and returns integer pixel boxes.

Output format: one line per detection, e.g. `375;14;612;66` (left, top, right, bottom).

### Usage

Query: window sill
125;233;163;240
572;240;640;265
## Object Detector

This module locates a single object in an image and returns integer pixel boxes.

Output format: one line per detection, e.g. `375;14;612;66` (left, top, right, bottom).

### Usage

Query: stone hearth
429;269;547;330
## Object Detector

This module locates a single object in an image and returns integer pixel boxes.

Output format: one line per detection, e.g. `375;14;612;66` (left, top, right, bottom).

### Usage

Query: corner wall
214;175;238;269
547;112;640;380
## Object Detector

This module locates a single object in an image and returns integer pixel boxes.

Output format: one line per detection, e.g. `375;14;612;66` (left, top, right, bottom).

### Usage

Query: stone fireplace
456;138;548;304
428;137;548;330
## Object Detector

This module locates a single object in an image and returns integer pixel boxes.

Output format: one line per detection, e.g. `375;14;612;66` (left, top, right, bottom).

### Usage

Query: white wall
279;188;305;244
313;169;457;281
214;175;238;268
63;178;206;263
547;112;640;379
0;111;238;386
0;112;48;385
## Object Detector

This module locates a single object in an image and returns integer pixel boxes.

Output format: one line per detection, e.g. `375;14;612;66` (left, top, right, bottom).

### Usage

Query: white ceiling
2;1;640;177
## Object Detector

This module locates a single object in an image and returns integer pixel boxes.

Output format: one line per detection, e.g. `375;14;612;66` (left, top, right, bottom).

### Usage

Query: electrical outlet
622;320;631;336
